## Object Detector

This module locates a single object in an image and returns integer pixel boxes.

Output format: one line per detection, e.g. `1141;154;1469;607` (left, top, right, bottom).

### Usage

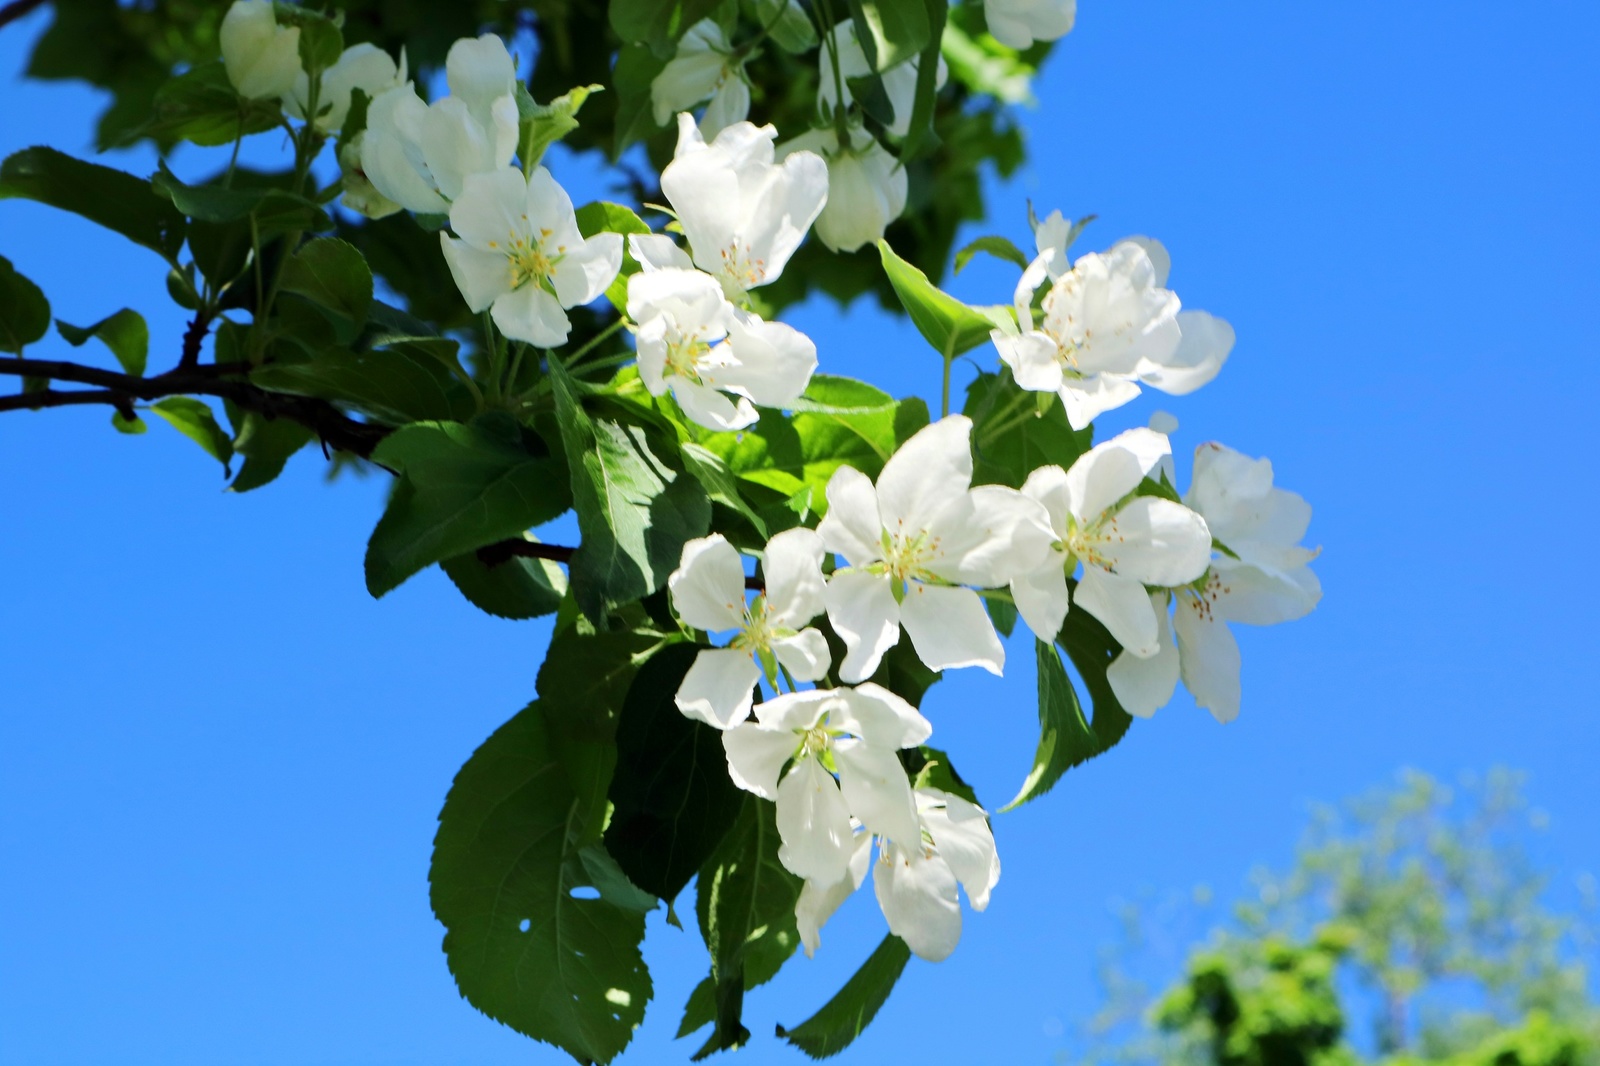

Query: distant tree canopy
1088;771;1598;1066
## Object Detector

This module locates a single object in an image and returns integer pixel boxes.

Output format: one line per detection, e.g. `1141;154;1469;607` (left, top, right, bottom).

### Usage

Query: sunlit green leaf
56;308;148;376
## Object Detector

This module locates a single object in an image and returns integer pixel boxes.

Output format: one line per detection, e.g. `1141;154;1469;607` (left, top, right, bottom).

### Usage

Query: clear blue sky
2;3;1596;1065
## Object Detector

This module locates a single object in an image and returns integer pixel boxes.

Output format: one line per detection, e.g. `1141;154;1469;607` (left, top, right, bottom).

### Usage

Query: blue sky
2;3;1596;1065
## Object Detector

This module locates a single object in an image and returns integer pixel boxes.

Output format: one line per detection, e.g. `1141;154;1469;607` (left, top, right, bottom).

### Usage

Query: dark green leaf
279;237;373;333
152;162;322;228
275;7;344;73
0;147;186;260
611;45;669;155
0;255;50;354
56;308;148;376
251;345;475;425
440;545;567;620
905;744;981;807
899;0;947;159
150;397;233;471
877;238;1003;359
776;935;913;1058
605;643;745;901
608;0;722;54
145;62;282;147
550;359;711;621
1001;628;1134;811
226;408;314;493
111;411;147;435
744;0;817;52
430;700;651;1066
964;370;1092;489
681;442;768;538
845;0;931;72
954;234;1028;274
365;420;573;597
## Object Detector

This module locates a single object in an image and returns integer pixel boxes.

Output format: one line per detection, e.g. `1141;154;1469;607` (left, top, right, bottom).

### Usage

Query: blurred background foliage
1076;770;1599;1066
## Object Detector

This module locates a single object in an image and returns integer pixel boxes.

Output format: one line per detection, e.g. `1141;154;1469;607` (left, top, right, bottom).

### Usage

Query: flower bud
220;0;302;101
814;133;907;254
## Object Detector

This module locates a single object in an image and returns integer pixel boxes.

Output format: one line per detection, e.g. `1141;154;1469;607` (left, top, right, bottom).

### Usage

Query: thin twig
0;0;47;31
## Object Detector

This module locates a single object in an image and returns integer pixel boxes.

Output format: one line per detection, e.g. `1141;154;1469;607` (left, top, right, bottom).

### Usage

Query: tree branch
0;356;390;458
0;0;46;31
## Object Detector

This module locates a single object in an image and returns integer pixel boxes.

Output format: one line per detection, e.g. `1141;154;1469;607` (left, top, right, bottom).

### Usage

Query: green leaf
152;162;322;229
576;200;652;312
608;0;722;54
519;83;603;171
1001;630;1135;811
907;744;982;807
611;44;670;155
226;409;314;493
150;397;234;471
964;370;1092;488
899;0;948;159
744;0;817;52
877;238;999;359
776;935;913;1058
845;0;931;72
680;442;768;538
604;643;745;901
279;237;373;335
365;420;573;598
430;700;652;1066
954;234;1028;274
275;6;344;74
251;345;475;425
145;62;282;147
550;359;711;621
0;255;50;355
679;795;805;1049
56;309;148;376
0;147;186;260
111;411;148;435
440;544;567;621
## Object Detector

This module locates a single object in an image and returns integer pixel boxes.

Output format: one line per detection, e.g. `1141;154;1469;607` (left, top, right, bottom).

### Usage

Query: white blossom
439;167;621;346
816;18;947;140
337;134;401;219
667;530;831;729
658;115;829;300
220;0;301;101
818;415;1052;683
873;787;1000;962
360;33;519;215
984;0;1076;50
997;218;1233;429
1107;442;1321;722
284;43;407;133
650;20;751;139
779;126;906;253
722;684;931;885
627;263;816;431
1009;428;1212;654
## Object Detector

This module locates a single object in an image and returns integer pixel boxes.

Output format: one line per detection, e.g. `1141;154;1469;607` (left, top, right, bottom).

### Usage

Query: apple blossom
439;167;621;346
658;115;829;300
1106;443;1321;722
1009;427;1212;655
779;126;907;253
219;0;301;101
873;787;1000;962
361;34;519;214
816;19;947;140
721;683;930;884
984;0;1077;50
626;265;817;431
817;415;1052;682
667;530;830;729
284;43;407;133
337;135;401;219
650;20;751;139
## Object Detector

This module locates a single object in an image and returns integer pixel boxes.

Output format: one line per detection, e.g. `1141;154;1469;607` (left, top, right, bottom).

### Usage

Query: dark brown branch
477;538;764;589
0;356;390;458
0;0;46;31
179;313;211;369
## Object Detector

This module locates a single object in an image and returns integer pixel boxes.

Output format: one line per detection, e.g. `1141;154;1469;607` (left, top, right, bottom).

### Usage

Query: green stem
817;0;853;145
481;312;503;404
567;316;629;367
941;347;954;418
976;385;1038;444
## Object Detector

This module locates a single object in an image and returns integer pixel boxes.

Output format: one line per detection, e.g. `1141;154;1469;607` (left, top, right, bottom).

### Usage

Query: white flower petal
900;583;1004;676
874;844;962;962
1064;428;1168;521
830;681;932;750
796;833;872;957
1175;592;1242;723
445;33;517;124
672;377;758;431
1209;561;1322;626
721;314;817;407
1011;553;1070;643
1106;593;1181;717
876;415;974;534
440;233;512;313
824;569;901;683
628;232;694;271
994;330;1065;393
1138;310;1232;395
772;629;831;682
834;737;921;846
1057;374;1145;431
776;756;856;883
817;465;884;567
933;484;1055;588
676;647;761;729
1074;565;1160;659
669;533;748;631
551;233;623;308
918;789;1001;911
449;167;530;252
752;688;834;732
490;284;571;347
700;74;751;140
420;97;499;202
764;527;827;626
1101;497;1213;588
722;720;798;798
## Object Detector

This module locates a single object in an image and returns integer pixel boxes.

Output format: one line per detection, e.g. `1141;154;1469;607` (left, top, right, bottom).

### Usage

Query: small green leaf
364;420;573;597
0;147;187;259
550;359;711;621
604;644;745;901
227;408;313;493
877;238;999;359
0;255;50;354
440;543;567;620
111;411;148;435
56;309;148;376
608;0;722;54
151;397;234;471
954;234;1028;274
611;45;670;155
845;0;931;72
776;935;913;1058
279;237;373;331
275;6;343;74
144;62;283;147
519;83;603;171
